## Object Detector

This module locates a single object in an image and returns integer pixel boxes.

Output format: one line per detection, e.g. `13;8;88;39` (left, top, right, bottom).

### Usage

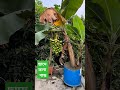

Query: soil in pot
64;62;81;70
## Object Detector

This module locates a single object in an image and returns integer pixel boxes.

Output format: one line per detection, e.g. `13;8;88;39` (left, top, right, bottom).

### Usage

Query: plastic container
63;64;81;87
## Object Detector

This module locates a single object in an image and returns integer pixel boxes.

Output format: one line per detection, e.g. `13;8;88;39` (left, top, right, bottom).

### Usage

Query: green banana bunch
50;34;62;55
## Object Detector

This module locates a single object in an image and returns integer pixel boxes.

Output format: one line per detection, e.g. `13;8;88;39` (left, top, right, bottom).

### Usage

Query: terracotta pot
49;66;53;75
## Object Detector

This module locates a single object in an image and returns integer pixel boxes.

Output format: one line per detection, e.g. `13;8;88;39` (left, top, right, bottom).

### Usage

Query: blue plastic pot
63;63;81;87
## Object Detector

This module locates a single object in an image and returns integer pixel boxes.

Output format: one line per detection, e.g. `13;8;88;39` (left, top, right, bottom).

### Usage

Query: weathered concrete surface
35;76;85;90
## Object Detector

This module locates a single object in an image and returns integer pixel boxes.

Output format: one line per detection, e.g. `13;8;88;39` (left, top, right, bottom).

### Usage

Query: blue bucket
63;63;81;87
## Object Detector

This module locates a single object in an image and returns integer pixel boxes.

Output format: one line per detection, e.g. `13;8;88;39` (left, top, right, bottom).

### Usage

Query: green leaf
92;0;120;32
66;24;81;41
35;23;51;32
0;11;26;45
73;15;85;43
35;30;46;45
54;4;60;12
0;0;33;45
0;0;33;14
61;0;83;19
35;23;51;45
35;23;45;32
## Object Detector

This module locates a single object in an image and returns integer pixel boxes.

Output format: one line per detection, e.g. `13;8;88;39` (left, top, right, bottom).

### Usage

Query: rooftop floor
35;75;85;90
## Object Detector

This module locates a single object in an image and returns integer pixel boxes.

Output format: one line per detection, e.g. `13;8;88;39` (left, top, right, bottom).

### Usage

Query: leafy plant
35;0;85;69
61;0;83;19
0;0;35;87
0;0;33;45
35;0;46;23
66;15;85;67
86;0;120;89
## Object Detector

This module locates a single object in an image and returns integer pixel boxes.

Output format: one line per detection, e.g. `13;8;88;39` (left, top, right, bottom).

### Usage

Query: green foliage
35;0;46;15
86;0;120;89
35;23;51;45
93;0;120;31
73;15;85;43
0;19;35;83
66;15;85;44
35;0;48;45
0;12;25;44
66;25;81;41
35;31;46;45
54;4;61;12
35;23;45;32
0;0;33;45
35;0;46;23
35;1;85;74
66;15;85;70
61;0;83;19
0;0;33;14
35;0;85;46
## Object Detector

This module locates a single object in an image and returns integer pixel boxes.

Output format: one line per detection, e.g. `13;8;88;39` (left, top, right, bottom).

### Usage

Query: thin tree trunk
106;72;112;90
101;52;112;90
85;44;96;90
49;47;52;65
101;72;112;90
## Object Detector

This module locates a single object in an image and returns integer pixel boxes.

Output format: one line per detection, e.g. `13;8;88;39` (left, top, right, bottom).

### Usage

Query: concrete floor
35;76;85;90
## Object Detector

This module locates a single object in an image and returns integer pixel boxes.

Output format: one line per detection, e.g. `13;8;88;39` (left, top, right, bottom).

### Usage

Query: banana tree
86;0;120;90
66;15;85;66
35;0;84;68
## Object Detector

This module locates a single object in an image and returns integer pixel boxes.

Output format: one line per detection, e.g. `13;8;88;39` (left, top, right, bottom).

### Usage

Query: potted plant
62;15;85;87
35;0;84;87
